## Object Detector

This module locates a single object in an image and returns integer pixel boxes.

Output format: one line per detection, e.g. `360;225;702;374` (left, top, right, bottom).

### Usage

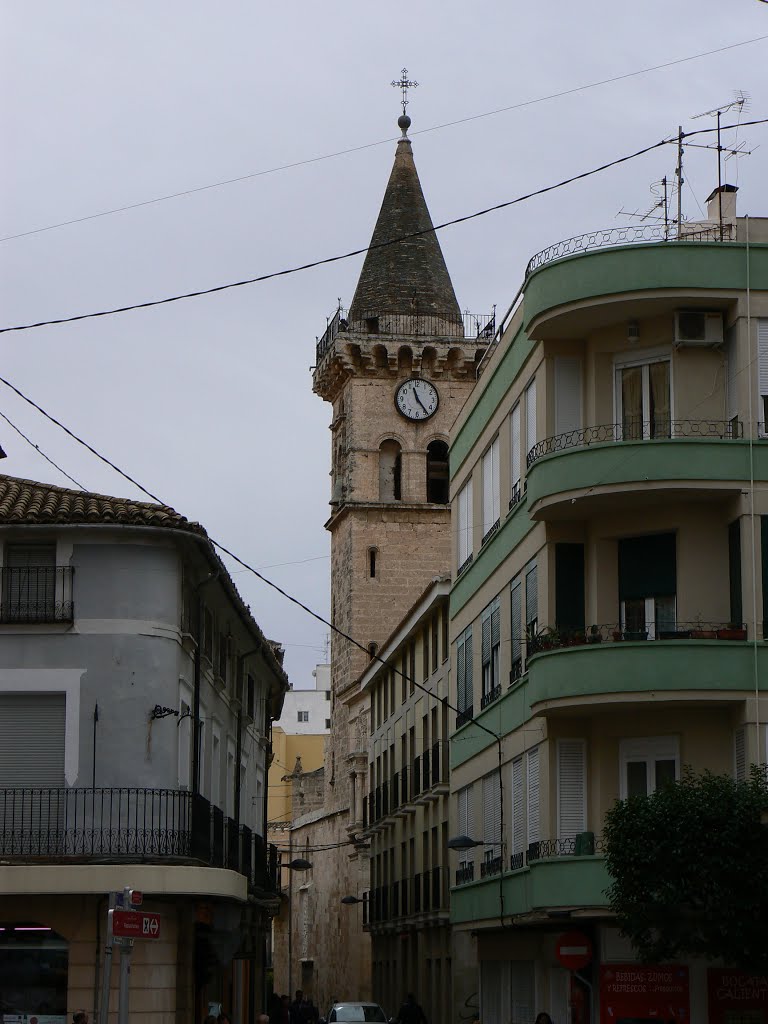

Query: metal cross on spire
392;68;418;115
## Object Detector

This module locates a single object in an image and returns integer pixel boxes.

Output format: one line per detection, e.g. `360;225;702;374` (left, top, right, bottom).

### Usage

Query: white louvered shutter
526;378;537;457
491;600;500;682
458;480;473;565
482;771;501;854
458;786;469;836
555;357;582;435
511;580;522;671
511;757;525;855
527;747;540;845
491;436;500;523
464;631;473;709
557;739;587;841
481;608;491;676
511;404;521;488
759;320;768;406
457;637;466;711
510;962;535;1024
734;727;746;782
466;782;475;841
481;960;503;1024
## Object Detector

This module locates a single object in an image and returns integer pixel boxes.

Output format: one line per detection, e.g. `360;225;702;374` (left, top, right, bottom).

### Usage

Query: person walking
396;993;427;1024
534;1013;553;1024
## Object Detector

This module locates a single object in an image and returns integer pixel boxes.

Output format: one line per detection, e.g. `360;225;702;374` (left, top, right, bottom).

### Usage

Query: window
456;626;473;719
525;563;538;636
511;756;525;856
734;727;746;782
211;726;221;806
422;626;429;682
510;578;523;681
368;641;378;661
456;783;475;868
481;436;500;540
246;674;255;719
325;690;331;701
616;357;671;440
218;632;230;683
379;440;402;501
202;608;214;661
3;543;57;623
431;615;439;673
441;606;449;663
759;319;768;428
510;403;521;505
426;440;449;503
525;378;537;459
457;478;473;568
480;597;500;703
618;533;676;638
554;357;582;436
557;739;586;841
555;543;585;635
729;519;742;627
368;548;377;579
325;718;331;730
726;325;738;429
619;736;679;798
482;770;501;858
526;746;540;846
297;710;309;723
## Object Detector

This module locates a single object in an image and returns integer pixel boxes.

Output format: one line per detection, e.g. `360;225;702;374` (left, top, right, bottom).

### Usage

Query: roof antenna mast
691;91;751;241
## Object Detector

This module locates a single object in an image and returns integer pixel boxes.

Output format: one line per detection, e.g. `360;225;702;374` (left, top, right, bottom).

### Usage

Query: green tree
603;766;768;970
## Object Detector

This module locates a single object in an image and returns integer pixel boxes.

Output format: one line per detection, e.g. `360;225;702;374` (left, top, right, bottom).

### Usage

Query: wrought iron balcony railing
525;222;734;276
456;705;474;729
480;684;501;710
527;621;748;655
0;566;74;624
527;419;743;469
0;788;278;892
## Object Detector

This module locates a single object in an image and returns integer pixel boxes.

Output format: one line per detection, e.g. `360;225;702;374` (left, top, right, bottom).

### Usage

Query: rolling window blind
0;693;65;787
511;404;521;487
555;357;582;435
510;962;535;1024
759;320;768;399
526;379;537;457
458;479;473;564
525;564;538;628
511;757;525;854
482;437;500;533
511;580;522;668
482;771;501;852
527;747;540;845
734;728;746;782
557;739;587;840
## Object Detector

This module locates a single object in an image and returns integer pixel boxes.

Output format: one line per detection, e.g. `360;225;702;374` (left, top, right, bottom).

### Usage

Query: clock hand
414;391;429;414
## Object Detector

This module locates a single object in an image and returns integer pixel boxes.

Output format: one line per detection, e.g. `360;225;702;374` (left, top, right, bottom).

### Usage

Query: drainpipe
193;571;220;796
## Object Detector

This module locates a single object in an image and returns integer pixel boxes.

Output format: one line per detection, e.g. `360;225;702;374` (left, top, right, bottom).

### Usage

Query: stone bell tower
312;98;492;730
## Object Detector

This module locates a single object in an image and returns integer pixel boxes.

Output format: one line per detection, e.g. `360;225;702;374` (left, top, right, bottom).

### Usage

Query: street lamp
340;895;363;905
447;834;489;850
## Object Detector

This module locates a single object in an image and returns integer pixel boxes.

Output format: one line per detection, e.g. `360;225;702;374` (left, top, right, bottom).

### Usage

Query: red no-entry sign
556;930;593;970
111;909;161;939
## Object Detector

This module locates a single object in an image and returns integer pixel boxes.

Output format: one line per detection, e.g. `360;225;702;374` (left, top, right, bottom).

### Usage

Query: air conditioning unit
674;310;724;347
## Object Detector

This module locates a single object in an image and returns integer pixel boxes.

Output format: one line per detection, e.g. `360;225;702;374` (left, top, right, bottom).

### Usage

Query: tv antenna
690;91;751;240
618;175;677;238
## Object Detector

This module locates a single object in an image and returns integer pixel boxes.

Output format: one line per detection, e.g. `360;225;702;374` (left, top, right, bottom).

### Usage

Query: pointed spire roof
348;118;462;329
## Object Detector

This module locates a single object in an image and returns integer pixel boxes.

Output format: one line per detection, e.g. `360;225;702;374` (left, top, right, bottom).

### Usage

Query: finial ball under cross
392;67;418;116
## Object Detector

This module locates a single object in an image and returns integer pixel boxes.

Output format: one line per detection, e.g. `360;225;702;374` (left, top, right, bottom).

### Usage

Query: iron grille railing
455;862;474;885
527;834;605;860
528;621;748;654
480;684;501;710
509;850;525;871
527;419;743;468
508;481;524;511
525;222;734;276
0;788;275;891
316;306;496;362
456;706;474;728
431;741;445;786
480;854;503;878
0;566;74;624
456;553;474;578
481;519;500;547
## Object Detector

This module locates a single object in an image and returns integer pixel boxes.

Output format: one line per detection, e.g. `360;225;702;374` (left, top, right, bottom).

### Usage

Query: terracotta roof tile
0;473;205;536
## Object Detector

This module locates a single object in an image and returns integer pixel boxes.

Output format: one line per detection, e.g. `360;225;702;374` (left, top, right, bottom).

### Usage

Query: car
321;1002;390;1024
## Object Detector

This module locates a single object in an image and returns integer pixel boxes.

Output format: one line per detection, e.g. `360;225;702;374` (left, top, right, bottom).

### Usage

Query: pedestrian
217;1014;232;1024
72;1014;89;1024
258;1015;271;1024
396;993;427;1024
290;990;305;1024
279;995;292;1024
534;1014;553;1024
203;1017;216;1024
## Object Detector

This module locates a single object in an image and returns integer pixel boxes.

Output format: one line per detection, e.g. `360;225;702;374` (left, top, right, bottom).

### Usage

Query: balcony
525;422;767;520
0;566;74;624
0;788;278;894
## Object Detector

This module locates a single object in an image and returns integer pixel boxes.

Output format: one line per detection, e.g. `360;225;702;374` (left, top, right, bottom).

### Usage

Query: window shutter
511;404;521;487
511;757;525;854
0;693;65;787
481;960;503;1024
464;631;473;706
458;786;469;835
726;330;738;419
510;962;535;1024
555;357;582;435
482;447;493;534
511;580;522;668
483;773;495;847
557;740;587;840
527;747;540;845
481;608;491;667
526;378;537;456
525;564;538;628
491;600;500;651
491;437;500;523
758;319;768;399
466;782;475;840
457;639;466;711
734;728;746;782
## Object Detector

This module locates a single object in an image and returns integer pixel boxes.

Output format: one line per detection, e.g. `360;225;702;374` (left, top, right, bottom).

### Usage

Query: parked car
321;1002;389;1024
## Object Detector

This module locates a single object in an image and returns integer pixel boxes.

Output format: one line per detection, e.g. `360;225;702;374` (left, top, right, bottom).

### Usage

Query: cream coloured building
447;189;768;1023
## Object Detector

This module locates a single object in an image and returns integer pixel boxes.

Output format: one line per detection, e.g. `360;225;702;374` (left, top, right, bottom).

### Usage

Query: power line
2;33;765;245
0;135;677;336
4;118;766;338
0;407;84;489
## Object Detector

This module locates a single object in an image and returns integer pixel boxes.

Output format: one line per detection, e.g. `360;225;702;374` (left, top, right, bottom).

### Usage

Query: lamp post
283;855;312;998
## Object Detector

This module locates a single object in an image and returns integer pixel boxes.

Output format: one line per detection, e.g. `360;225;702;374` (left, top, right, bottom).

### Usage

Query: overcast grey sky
1;1;766;690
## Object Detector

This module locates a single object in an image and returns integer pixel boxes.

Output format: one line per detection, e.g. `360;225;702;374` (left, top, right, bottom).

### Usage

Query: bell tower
313;94;493;709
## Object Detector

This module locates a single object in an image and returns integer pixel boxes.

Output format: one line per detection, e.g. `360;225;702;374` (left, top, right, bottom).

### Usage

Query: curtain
650;360;671;437
621;366;643;440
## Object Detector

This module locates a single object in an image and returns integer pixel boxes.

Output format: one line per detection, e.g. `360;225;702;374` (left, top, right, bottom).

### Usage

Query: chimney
706;183;738;225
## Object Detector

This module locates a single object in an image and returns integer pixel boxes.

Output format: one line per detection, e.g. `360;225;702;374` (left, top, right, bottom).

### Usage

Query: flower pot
716;628;747;641
658;630;692;640
691;629;717;639
623;630;649;641
611;631;622;642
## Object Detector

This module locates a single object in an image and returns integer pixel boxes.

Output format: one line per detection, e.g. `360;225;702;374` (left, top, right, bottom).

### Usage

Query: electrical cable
0;408;84;489
3;118;767;338
3;33;766;245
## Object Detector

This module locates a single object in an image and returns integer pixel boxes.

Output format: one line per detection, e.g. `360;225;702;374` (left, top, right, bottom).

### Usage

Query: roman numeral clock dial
395;378;439;421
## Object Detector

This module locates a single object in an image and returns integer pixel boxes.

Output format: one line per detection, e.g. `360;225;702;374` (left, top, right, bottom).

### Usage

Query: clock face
395;378;439;421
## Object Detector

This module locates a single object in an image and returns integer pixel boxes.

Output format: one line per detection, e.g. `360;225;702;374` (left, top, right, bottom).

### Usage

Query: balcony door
2;543;56;622
618;533;677;638
616;355;671;441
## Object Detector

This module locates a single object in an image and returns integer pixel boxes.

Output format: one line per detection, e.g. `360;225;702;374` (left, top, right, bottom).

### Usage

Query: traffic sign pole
98;892;117;1024
117;887;134;1024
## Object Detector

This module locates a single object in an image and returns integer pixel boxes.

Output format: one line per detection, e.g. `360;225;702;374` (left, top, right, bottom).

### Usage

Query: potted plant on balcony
623;628;649;641
587;624;603;644
611;628;623;642
716;623;748;641
691;613;717;640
